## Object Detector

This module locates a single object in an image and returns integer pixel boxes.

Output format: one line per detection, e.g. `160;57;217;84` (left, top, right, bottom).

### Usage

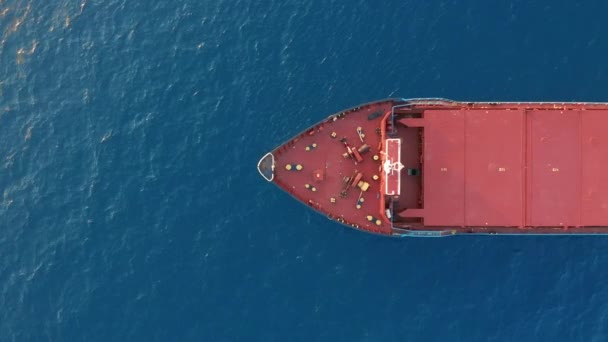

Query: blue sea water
2;0;608;340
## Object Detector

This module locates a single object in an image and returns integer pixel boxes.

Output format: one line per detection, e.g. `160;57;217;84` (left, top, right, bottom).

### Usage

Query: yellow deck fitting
372;174;379;181
357;181;370;192
330;197;336;203
330;132;337;139
305;143;317;151
366;215;382;226
296;164;303;171
372;154;379;161
285;164;293;170
305;184;317;192
356;197;364;209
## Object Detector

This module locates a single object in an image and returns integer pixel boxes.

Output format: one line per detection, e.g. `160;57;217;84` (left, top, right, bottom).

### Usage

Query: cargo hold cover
422;108;608;228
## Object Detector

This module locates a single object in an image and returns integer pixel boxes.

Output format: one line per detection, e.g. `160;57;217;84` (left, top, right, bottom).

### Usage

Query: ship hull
258;99;608;237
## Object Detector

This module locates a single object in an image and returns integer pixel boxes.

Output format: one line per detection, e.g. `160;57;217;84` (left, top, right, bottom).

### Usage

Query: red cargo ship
257;98;608;237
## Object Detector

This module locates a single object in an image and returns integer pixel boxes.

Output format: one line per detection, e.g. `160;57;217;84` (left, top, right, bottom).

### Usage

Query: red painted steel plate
423;110;526;227
527;110;580;226
464;110;524;226
581;111;608;226
423;110;466;226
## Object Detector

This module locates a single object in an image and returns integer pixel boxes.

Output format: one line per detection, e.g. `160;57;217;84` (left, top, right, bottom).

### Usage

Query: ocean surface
2;0;608;340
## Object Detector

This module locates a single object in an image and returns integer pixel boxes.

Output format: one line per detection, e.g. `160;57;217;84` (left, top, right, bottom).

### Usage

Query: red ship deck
259;99;608;236
264;100;396;234
397;103;608;233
